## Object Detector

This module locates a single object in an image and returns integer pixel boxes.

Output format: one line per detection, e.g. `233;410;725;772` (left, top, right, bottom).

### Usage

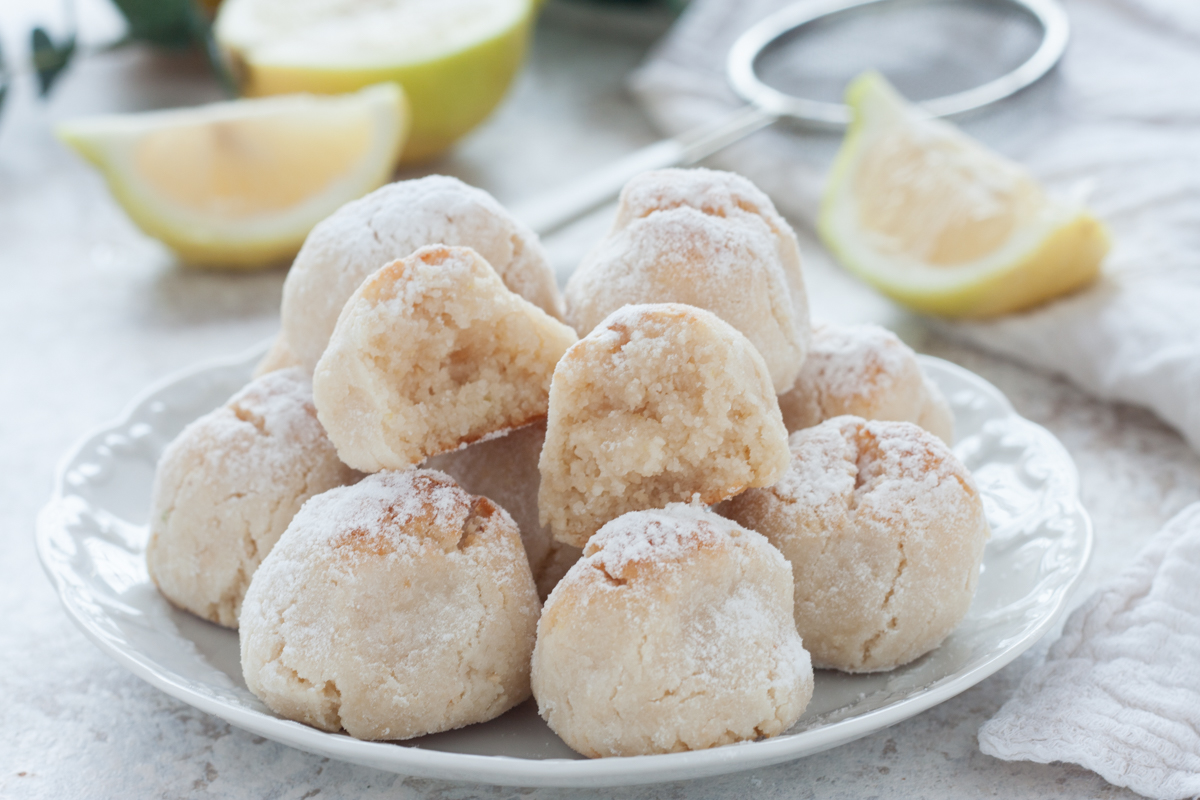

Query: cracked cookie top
717;416;988;673
239;469;540;741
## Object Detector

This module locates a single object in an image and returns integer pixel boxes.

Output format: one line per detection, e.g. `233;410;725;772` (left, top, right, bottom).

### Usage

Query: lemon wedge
57;84;408;269
214;0;535;164
819;72;1108;318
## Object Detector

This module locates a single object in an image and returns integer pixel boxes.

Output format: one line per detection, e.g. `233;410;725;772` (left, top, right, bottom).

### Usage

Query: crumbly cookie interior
314;245;577;471
539;304;788;547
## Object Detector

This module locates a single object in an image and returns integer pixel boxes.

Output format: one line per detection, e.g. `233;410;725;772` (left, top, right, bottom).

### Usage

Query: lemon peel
214;0;535;164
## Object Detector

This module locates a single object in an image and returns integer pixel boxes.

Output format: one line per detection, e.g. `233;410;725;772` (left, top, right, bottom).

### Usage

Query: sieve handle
511;105;777;237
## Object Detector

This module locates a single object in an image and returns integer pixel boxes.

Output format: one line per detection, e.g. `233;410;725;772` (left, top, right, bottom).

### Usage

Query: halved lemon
57;84;408;269
214;0;535;164
819;72;1109;318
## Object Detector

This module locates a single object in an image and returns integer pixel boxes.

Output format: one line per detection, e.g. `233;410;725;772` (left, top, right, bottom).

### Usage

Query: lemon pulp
59;84;408;269
136;113;373;220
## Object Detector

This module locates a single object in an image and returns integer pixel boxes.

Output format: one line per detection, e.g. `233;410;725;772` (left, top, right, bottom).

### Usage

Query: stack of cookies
146;169;989;757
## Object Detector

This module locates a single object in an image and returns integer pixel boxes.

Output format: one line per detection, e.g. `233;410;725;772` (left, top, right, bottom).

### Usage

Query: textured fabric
977;504;1200;800
630;0;1200;451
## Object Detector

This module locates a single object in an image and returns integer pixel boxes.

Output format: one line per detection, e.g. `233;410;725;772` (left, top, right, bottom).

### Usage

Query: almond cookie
611;167;810;332
539;303;789;548
425;421;582;600
564;206;805;392
313;245;578;472
532;504;813;757
240;469;540;740
717;417;989;673
777;322;953;442
146;367;359;628
281;175;563;372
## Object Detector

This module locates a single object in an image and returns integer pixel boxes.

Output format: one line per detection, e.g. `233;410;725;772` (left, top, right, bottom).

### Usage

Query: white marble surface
2;3;1196;798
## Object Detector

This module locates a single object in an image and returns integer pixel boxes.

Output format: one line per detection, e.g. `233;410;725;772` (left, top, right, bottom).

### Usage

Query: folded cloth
977;503;1200;800
630;0;1200;451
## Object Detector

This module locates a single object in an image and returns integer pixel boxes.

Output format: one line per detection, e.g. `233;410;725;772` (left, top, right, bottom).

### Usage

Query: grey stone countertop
2;3;1194;798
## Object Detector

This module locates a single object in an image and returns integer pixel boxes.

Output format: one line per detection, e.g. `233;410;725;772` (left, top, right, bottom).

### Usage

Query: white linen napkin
629;0;1200;451
977;503;1200;800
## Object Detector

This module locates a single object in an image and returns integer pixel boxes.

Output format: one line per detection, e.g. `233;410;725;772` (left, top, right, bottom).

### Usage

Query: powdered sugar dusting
238;466;540;740
805;322;912;401
576;303;706;373
605;167;810;347
584;503;738;577
562;204;803;392
776;415;977;524
179;366;336;495
847;417;976;508
603;206;782;288
281;469;473;560
613;167;785;232
147;366;359;628
772;422;860;511
688;581;812;700
533;501;813;754
361;245;491;318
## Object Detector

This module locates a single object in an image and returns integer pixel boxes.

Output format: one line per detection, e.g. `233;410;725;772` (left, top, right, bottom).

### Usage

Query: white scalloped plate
37;344;1091;788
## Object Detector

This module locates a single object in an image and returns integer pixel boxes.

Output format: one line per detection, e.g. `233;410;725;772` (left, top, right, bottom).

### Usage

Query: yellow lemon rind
821;206;1109;318
223;1;534;165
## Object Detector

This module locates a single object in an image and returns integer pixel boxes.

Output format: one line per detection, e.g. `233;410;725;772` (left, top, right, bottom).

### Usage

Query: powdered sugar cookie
532;504;813;757
777;323;953;442
425;421;582;600
564;206;805;392
717;417;988;673
240;469;540;740
611;168;809;330
146;368;359;628
539;304;789;548
281;175;563;372
313;245;578;472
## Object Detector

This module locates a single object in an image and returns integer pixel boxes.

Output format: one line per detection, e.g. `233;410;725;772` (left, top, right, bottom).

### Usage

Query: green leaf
107;0;237;95
0;38;9;120
109;0;195;48
183;1;237;97
31;26;76;97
